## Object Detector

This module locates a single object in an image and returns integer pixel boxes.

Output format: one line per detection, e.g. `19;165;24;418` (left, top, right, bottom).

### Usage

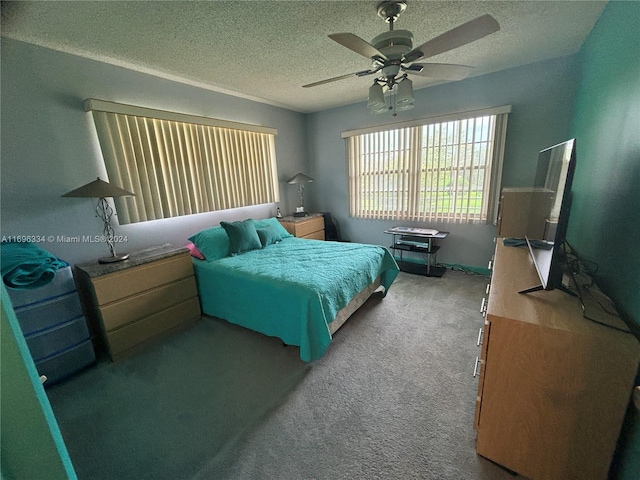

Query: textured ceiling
1;1;607;113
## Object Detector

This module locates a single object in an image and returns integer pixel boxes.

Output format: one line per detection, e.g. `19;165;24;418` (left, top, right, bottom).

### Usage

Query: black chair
321;212;346;242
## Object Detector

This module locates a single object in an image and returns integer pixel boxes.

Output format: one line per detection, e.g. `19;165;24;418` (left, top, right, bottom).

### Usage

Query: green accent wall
0;286;76;480
568;1;640;332
569;3;640;479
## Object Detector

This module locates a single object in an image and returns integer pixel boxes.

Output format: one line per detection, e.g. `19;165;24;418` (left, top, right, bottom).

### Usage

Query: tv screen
520;139;577;295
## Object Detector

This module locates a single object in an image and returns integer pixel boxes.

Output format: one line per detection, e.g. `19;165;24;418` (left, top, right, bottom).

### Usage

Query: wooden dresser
496;187;554;238
75;244;201;360
279;213;325;240
474;241;640;479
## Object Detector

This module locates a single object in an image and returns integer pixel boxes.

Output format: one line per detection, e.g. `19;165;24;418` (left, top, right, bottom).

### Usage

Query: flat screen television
519;138;577;296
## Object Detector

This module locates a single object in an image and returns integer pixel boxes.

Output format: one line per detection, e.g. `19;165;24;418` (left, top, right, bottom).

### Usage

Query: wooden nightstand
75;244;201;360
279;213;325;240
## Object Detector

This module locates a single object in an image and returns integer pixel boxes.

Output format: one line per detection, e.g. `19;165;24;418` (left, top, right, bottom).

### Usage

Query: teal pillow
221;219;262;255
188;226;229;260
256;225;283;247
254;217;293;238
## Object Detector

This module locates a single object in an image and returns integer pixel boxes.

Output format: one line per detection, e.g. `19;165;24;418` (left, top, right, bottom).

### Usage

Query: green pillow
220;219;262;255
188;226;229;260
256;225;283;247
253;217;293;238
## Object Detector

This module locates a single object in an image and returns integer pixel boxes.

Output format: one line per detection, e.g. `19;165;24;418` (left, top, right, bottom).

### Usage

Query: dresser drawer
295;216;324;238
474;319;492;430
91;253;193;305
106;297;201;359
303;229;326;240
13;291;84;336
25;316;90;362
36;339;96;385
99;276;198;331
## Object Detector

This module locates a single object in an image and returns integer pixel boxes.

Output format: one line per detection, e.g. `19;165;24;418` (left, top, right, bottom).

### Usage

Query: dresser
75;244;201;360
7;266;96;386
279;213;325;240
474;241;640;479
496;187;554;238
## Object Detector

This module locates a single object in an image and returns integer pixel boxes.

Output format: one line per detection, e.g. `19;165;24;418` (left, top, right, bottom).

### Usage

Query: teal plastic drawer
13;291;84;335
25;316;91;362
35;339;96;386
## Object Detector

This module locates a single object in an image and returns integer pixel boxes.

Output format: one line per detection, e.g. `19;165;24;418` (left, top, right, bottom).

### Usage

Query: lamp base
98;253;130;264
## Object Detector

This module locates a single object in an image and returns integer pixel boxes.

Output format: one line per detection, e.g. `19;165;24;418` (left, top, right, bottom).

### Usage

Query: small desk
384;227;449;277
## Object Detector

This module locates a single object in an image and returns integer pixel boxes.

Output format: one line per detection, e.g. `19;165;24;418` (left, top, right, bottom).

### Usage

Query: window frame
343;106;510;224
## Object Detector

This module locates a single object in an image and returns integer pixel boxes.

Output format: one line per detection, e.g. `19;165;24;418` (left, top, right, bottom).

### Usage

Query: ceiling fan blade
302;69;378;88
328;33;388;61
404;14;500;63
404;63;475;81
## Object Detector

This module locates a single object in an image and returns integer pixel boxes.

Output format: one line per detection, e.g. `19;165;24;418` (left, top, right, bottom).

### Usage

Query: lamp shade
367;83;385;109
370;104;389;114
286;172;314;184
396;78;414;106
62;177;135;198
395;102;415;112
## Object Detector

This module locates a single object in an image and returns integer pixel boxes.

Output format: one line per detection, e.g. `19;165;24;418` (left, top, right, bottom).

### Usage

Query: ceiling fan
303;1;500;112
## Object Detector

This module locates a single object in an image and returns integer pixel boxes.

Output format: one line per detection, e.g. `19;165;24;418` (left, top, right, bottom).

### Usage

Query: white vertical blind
347;108;509;224
88;101;279;225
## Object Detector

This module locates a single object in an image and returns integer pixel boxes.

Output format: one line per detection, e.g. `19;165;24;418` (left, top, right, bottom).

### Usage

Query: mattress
193;237;399;361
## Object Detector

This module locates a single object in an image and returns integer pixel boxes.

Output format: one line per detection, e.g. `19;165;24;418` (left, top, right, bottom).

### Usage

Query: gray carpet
47;270;518;480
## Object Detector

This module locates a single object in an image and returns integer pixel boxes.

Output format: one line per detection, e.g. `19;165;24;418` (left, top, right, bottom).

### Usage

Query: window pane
348;113;505;223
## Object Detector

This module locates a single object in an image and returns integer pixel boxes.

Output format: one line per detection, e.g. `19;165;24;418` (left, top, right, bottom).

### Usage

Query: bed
189;218;399;361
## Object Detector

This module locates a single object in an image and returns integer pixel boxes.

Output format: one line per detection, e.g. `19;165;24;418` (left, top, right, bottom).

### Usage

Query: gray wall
0;37;580;271
305;55;579;269
0;38;308;266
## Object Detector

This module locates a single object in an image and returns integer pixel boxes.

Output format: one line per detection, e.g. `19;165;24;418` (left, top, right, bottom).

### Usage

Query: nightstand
75;244;201;360
279;213;325;240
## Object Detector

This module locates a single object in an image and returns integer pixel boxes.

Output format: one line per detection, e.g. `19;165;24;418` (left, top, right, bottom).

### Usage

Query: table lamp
62;177;135;263
286;172;314;217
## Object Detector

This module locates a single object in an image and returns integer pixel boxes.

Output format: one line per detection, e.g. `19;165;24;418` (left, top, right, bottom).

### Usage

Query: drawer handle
488;260;493;270
473;357;480;377
477;328;484;346
480;297;486;313
485;283;490;295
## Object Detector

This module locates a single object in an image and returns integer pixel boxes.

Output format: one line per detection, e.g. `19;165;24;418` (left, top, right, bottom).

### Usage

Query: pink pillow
186;242;206;260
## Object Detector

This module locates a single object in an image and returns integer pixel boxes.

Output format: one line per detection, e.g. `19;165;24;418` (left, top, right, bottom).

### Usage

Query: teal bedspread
193;238;399;362
1;242;68;289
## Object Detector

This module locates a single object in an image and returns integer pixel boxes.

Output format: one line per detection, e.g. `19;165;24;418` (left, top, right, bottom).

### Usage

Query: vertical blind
86;99;279;225
345;107;510;224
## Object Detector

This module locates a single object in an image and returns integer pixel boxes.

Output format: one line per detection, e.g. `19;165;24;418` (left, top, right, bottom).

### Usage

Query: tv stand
474;242;640;478
518;282;577;297
384;227;449;277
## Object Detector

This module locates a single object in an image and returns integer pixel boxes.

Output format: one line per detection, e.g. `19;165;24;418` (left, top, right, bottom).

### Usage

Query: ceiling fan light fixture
306;2;499;116
395;102;414;112
370;104;390;114
396;77;414;105
368;82;386;108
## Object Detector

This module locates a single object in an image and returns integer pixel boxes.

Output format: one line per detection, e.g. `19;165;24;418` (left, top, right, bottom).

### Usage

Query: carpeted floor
47;270;519;480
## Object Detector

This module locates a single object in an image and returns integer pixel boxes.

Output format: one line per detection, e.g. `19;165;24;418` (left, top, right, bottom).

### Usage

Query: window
85;99;279;225
344;107;510;223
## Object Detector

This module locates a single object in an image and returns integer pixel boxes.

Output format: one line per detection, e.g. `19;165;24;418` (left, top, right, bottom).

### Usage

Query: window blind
86;99;279;225
346;107;510;224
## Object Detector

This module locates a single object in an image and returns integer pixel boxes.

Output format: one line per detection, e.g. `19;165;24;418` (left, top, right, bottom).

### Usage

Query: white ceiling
1;1;607;113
